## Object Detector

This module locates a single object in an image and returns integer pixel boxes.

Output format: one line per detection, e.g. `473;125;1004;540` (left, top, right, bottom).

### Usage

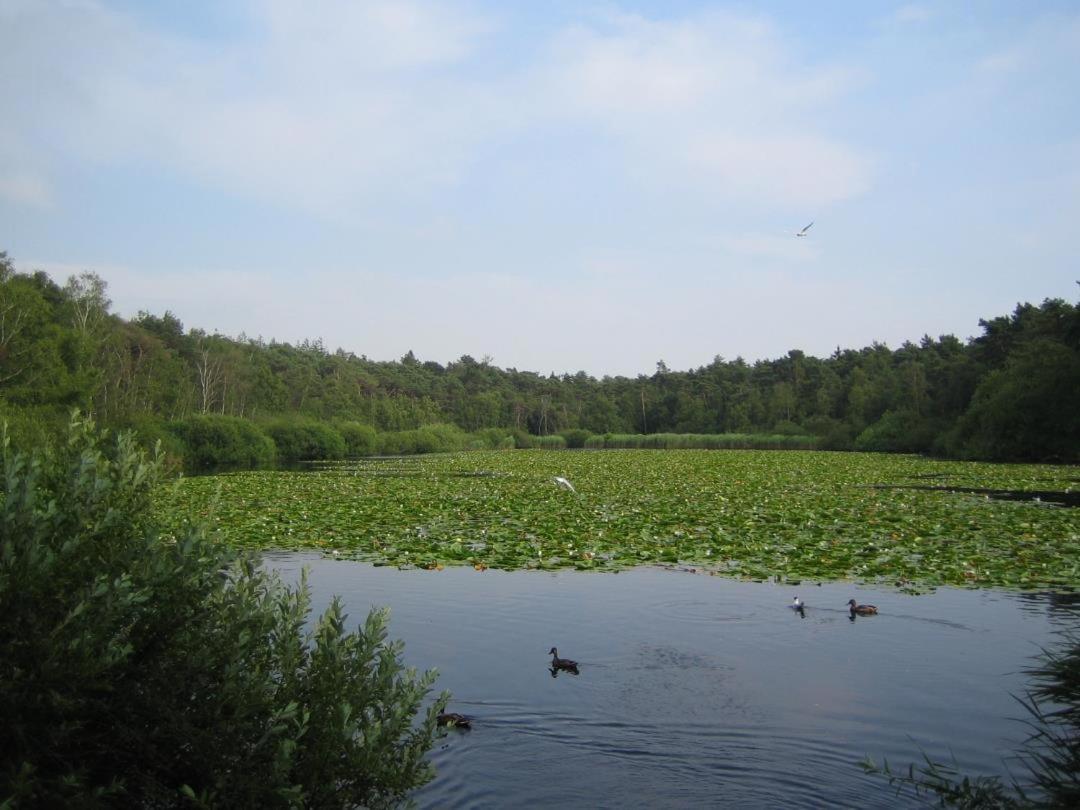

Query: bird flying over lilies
553;476;576;493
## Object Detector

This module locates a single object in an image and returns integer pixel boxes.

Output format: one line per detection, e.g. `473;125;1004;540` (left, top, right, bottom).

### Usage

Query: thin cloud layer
0;1;870;216
4;2;1078;375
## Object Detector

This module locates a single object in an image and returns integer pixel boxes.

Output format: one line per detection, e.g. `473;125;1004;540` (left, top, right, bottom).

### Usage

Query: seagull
553;476;576;493
795;221;814;237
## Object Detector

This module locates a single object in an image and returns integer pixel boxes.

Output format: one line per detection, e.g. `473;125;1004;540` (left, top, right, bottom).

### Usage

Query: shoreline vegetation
2;251;1078;471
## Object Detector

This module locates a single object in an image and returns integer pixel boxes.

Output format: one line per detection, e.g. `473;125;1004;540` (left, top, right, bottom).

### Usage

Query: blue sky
2;1;1077;376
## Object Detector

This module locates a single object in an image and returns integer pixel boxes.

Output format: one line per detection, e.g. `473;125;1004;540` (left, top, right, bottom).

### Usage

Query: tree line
1;250;1077;463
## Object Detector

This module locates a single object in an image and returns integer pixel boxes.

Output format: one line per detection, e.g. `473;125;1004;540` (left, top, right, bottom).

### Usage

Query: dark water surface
264;553;1080;809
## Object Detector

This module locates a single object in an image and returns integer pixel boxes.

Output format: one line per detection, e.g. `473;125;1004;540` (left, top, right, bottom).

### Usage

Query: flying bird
795;221;814;237
553;476;576;492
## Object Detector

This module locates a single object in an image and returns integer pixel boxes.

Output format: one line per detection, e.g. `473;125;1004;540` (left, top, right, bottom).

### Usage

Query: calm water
264;553;1080;809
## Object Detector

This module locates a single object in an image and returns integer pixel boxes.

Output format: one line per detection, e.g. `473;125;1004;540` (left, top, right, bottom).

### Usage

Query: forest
1;250;1077;465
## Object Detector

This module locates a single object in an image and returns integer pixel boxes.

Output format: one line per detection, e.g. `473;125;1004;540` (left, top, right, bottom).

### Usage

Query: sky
2;1;1078;377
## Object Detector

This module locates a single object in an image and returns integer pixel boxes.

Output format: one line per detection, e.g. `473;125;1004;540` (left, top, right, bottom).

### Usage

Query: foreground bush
0;416;446;807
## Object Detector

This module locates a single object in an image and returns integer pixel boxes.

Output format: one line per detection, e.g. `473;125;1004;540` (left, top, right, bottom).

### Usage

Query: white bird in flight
795;221;814;237
553;476;576;493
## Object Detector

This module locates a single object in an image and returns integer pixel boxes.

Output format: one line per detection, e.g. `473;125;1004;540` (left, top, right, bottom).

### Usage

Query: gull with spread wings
795;221;814;237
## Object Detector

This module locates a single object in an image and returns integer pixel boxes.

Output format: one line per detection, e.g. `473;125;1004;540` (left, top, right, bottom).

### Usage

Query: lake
264;552;1080;808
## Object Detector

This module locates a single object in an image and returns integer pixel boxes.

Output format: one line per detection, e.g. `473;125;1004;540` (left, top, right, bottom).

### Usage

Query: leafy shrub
468;428;515;450
263;419;347;462
0;415;447;807
510;429;535;449
0;403;69;451
559;429;593;449
591;432;817;450
771;420;811;436
413;424;466;454
951;339;1080;462
532;435;567;450
115;414;187;469
168;414;276;471
377;424;467;456
801;416;855;451
855;411;935;454
336;421;379;457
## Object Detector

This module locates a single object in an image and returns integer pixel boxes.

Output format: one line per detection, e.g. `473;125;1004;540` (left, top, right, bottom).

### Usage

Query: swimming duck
437;712;472;730
548;647;580;673
791;596;804;609
847;599;878;615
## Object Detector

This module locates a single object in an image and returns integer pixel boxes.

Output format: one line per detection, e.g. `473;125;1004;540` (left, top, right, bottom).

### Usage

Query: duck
791;596;804;609
548;647;580;674
847;599;878;615
437;712;472;730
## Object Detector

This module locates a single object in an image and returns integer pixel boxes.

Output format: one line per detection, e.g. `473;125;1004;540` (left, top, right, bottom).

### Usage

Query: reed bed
583;432;818;450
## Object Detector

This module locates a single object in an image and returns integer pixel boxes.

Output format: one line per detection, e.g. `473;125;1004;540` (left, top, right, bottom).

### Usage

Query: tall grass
531;435;568;450
584;432;819;450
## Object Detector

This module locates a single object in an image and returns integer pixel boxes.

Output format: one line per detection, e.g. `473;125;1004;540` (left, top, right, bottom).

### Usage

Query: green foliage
589;432;818;450
862;753;1022;808
1019;632;1080;805
802;415;856;451
559;429;593;449
855;410;936;453
0;415;447;807
771;419;811;436
467;428;516;450
115;414;186;461
1;250;1077;464
532;435;567;450
377;424;467;456
0;403;69;452
952;339;1080;462
336;421;379;457
158;449;1080;588
263;418;347;462
168;414;277;471
510;429;537;449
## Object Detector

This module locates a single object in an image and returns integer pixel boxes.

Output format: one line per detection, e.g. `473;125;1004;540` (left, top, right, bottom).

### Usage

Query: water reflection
263;553;1079;809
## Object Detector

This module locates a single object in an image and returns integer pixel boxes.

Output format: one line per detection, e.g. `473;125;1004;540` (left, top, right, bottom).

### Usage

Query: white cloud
0;171;52;209
0;2;871;218
536;11;872;208
890;5;933;25
976;13;1080;76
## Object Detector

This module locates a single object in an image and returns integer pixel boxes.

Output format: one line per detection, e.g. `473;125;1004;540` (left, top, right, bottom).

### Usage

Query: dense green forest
1;250;1078;464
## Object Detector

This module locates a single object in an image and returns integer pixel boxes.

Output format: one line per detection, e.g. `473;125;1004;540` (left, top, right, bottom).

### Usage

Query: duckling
548;647;580;674
847;599;878;616
437;712;472;730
